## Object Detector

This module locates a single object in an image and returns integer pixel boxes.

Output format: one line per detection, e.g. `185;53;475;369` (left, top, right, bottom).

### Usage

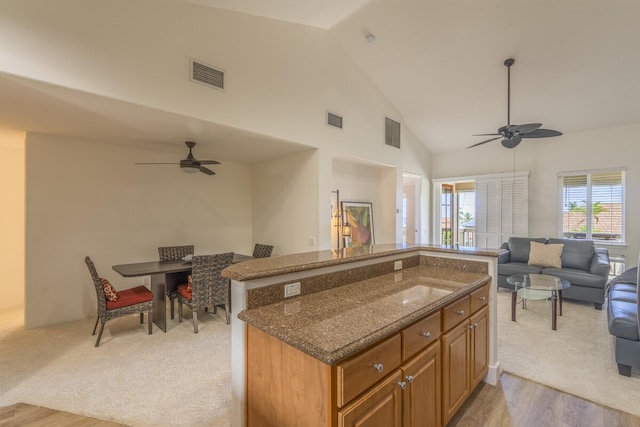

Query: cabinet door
338;371;403;427
441;321;470;425
470;306;489;388
402;342;441;427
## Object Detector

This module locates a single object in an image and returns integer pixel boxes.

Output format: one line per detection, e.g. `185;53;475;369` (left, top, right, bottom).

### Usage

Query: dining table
112;253;253;332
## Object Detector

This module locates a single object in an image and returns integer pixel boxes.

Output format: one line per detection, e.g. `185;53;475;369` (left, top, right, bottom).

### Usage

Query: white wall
431;123;640;267
2;0;436;326
252;150;320;255
0;0;405;167
0;127;25;311
25;134;252;327
332;159;396;246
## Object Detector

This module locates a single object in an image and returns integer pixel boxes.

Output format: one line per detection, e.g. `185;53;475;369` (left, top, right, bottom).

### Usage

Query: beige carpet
0;306;231;426
3;292;639;425
497;290;640;416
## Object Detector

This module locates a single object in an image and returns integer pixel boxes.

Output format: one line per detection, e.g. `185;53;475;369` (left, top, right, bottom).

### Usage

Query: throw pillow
528;242;564;268
100;278;119;302
187;275;193;291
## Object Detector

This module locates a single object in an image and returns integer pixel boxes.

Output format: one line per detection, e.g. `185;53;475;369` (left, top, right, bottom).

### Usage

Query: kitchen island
222;244;504;426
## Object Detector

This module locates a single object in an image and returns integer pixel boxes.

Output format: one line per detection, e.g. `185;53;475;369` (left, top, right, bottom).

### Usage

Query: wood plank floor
0;403;123;427
2;372;638;426
449;372;640;427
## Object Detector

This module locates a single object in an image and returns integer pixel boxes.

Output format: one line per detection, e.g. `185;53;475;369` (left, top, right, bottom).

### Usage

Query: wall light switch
284;282;301;298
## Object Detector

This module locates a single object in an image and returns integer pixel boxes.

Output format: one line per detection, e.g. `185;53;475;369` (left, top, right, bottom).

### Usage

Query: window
559;170;625;243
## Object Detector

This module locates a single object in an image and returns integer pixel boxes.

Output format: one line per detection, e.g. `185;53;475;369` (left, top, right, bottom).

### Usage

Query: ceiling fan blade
508;123;542;134
467;136;501;149
521;129;563;138
197;160;221;165
135;162;179;165
199;166;215;175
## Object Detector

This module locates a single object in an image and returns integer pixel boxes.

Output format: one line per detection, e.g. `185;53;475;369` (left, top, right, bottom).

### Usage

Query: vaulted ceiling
3;0;640;157
192;0;640;153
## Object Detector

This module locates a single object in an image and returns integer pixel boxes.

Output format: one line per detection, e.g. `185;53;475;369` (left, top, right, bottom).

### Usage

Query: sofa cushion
547;238;595;271
609;289;638;304
498;262;543;277
542;267;607;289
508;237;547;263
528;242;564;268
608;299;639;341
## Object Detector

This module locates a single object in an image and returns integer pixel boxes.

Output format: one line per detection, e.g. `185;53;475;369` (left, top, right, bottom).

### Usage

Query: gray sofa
497;237;610;309
607;266;639;376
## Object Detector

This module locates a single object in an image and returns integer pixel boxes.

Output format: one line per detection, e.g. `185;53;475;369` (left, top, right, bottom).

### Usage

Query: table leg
151;274;167;332
558;289;563;316
511;290;517;321
551;291;557;330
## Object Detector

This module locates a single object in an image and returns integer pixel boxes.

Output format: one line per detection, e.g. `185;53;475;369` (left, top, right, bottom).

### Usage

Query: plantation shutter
476;174;528;248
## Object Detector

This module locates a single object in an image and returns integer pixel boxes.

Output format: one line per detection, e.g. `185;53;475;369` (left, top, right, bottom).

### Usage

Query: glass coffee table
507;274;571;330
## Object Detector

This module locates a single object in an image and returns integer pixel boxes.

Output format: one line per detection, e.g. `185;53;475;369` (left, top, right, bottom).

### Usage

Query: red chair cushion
101;278;119;302
177;283;192;300
106;286;152;309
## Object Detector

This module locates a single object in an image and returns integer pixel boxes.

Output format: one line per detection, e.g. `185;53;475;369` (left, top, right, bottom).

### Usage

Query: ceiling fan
468;58;562;149
135;141;220;175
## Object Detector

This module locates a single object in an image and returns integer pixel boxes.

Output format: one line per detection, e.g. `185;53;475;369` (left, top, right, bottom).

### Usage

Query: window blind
560;170;624;242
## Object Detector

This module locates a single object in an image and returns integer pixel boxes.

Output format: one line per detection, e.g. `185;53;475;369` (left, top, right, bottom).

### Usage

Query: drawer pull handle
398;381;407;390
422;332;431;338
457;310;465;316
480;296;487;302
373;363;384;373
405;375;414;383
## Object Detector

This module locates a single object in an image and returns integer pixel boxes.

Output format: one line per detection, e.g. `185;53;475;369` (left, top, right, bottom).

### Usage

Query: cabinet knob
468;324;475;330
398;381;407;390
405;375;414;383
473;322;479;328
373;363;384;373
422;332;431;338
480;296;487;302
457;310;465;316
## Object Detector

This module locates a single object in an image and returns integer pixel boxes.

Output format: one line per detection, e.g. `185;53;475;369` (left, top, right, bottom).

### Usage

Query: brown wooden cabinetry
442;290;489;425
401;341;441;427
245;282;489;427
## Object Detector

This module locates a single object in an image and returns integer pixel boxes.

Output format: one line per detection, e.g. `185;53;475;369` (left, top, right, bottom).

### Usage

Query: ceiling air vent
327;111;343;129
385;117;401;149
190;59;224;90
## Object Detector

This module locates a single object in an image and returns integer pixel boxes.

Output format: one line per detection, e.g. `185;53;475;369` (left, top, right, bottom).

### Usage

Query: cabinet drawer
470;283;490;313
336;333;402;408
442;295;470;331
402;311;441;361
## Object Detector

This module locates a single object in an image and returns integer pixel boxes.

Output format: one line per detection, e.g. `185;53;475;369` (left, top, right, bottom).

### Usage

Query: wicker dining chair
176;252;234;332
85;256;153;347
158;245;194;319
252;243;274;258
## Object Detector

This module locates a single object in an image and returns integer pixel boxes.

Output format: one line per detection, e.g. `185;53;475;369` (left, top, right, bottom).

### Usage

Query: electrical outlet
394;260;402;270
284;282;301;298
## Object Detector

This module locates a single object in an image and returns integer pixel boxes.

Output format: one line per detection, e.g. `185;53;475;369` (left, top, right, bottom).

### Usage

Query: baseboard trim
484;362;501;386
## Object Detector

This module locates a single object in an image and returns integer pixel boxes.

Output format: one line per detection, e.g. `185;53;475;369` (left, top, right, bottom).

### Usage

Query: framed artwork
341;201;375;247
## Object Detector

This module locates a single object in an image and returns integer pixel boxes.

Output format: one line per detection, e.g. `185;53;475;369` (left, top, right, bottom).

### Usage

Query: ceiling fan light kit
468;58;562;149
135;141;220;175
